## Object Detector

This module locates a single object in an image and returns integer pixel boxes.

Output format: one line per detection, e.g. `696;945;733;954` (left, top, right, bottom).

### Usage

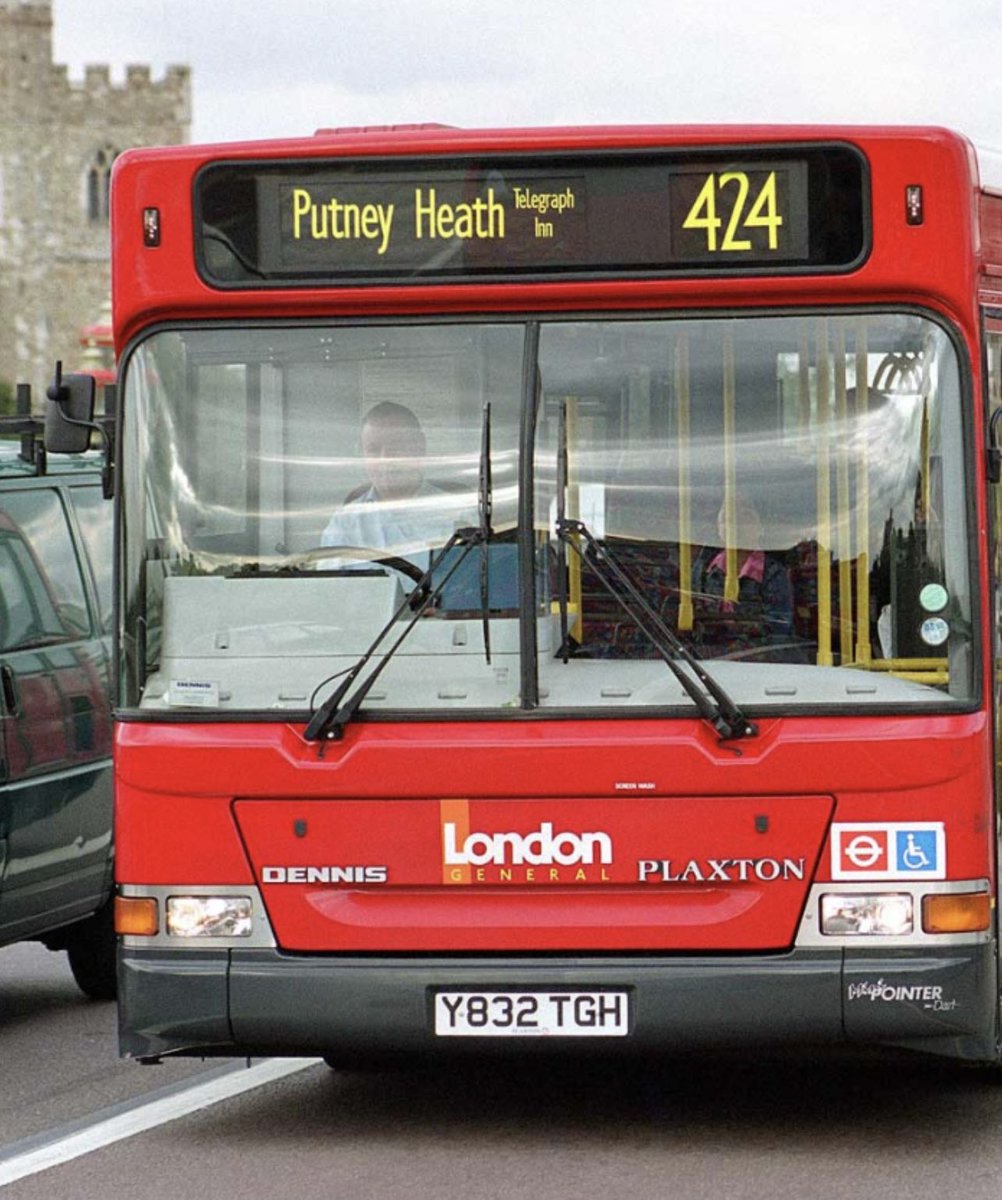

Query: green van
0;415;114;998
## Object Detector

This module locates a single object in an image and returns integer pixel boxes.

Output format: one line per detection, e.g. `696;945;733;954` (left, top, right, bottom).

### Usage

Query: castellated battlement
0;2;190;121
0;0;190;398
44;61;190;94
0;1;49;16
2;57;192;127
59;61;192;125
75;61;190;93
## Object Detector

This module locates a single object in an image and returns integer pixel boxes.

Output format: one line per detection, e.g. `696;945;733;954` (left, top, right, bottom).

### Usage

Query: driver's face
362;419;425;500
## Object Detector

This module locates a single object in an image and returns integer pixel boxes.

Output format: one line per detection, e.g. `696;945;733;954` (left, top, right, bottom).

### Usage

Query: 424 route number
681;170;783;252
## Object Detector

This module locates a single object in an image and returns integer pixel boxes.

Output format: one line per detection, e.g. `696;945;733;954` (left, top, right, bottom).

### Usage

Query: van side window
71;487;114;634
0;490;90;650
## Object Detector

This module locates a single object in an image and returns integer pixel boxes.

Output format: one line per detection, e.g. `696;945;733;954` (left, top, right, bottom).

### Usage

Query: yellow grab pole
816;320;833;666
676;331;694;630
722;328;739;604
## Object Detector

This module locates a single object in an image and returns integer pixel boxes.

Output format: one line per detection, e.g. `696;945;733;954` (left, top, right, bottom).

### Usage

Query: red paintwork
111;125;998;955
115;710;993;952
235;794;833;951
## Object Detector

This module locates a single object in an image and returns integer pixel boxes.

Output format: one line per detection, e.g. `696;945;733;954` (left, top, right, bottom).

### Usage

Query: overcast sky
50;0;1002;183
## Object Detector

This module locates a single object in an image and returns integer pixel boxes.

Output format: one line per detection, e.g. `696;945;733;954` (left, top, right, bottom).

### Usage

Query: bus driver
320;401;455;557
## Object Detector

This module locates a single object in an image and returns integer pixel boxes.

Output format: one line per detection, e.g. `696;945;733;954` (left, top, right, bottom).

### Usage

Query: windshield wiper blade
556;516;757;741
478;401;493;665
556;400;571;662
565;529;758;740
553;400;754;742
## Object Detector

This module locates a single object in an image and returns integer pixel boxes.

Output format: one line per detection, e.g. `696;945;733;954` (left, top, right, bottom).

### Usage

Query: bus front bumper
117;942;998;1065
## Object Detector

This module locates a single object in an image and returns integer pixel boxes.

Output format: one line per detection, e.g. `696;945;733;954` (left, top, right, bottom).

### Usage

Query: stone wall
0;1;190;402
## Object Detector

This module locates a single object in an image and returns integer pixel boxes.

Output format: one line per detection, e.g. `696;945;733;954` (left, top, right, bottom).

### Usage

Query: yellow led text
414;187;504;240
682;170;782;252
513;184;575;239
291;187;395;255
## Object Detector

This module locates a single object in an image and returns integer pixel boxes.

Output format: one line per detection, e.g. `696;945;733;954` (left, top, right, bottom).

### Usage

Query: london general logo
831;822;946;880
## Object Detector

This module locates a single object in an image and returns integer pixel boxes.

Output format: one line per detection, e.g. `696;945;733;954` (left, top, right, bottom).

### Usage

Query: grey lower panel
117;944;999;1064
843;947;998;1061
118;948;232;1060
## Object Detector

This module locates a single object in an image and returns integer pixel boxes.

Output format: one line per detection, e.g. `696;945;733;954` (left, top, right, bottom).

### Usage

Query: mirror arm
43;360;116;496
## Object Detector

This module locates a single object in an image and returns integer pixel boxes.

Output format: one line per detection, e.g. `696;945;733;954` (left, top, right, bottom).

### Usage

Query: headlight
820;892;913;936
165;895;253;938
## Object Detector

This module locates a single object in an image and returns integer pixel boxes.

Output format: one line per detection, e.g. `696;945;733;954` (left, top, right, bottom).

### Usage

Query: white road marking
0;1057;317;1187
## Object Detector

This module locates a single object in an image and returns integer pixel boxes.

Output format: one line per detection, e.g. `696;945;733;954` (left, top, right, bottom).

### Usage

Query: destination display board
195;144;868;286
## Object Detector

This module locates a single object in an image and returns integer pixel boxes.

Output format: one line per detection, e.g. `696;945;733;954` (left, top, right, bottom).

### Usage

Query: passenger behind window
691;498;797;661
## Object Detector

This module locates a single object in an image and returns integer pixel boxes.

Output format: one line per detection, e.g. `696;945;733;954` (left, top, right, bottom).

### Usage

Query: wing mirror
43;361;116;498
43;360;96;454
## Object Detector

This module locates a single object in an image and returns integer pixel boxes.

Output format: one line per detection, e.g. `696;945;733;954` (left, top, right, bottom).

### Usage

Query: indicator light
922;891;992;934
820;892;913;936
115;895;159;936
905;185;923;226
143;206;161;247
165;895;252;938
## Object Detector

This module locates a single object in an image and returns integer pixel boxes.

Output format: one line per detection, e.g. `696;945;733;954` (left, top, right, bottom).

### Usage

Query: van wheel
65;901;117;1000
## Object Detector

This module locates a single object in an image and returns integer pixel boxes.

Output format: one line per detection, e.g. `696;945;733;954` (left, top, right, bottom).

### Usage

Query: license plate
433;990;630;1037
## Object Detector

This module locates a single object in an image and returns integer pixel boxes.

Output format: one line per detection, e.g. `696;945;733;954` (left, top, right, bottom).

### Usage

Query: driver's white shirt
320;482;459;566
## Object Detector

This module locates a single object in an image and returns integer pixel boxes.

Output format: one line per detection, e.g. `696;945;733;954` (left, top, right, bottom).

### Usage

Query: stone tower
0;1;190;402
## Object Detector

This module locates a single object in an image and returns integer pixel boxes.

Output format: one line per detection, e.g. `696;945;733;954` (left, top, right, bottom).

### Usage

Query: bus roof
114;120;979;165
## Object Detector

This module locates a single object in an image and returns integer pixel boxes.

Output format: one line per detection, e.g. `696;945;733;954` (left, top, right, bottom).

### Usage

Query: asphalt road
3;940;1002;1200
0;941;220;1145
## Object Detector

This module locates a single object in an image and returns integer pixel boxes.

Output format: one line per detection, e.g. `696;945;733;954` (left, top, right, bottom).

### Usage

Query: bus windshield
120;309;974;718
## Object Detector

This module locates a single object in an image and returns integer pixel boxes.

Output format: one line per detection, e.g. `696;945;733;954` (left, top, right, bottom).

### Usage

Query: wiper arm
478;401;493;665
552;398;752;741
556;517;756;741
304;527;487;745
556;400;571;663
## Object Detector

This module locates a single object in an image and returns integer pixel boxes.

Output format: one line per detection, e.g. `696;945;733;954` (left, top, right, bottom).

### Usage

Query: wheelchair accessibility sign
831;822;946;880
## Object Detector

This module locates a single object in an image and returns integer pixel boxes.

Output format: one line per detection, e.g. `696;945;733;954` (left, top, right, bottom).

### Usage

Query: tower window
86;145;119;223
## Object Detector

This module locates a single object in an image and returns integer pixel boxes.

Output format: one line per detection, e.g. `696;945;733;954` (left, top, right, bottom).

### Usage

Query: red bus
105;123;1002;1066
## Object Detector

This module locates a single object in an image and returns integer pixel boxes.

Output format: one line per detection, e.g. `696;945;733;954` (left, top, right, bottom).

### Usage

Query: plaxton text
638;858;806;883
